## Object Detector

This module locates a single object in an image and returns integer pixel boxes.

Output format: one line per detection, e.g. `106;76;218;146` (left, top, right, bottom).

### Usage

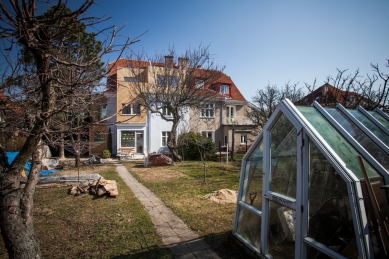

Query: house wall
147;106;190;154
115;67;147;124
89;124;108;156
189;101;222;142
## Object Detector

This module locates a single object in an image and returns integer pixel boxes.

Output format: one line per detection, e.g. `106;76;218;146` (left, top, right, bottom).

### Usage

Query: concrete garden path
114;163;221;259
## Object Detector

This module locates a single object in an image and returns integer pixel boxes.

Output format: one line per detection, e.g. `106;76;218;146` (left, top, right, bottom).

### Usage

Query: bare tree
124;45;224;162
0;1;133;257
302;62;389;110
247;82;304;128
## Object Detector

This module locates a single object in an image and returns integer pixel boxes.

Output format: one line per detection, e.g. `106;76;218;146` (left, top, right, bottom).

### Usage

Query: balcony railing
223;117;256;125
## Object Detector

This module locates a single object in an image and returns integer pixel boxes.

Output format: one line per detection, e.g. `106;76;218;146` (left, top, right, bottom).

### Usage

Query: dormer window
220;85;229;95
195;79;204;89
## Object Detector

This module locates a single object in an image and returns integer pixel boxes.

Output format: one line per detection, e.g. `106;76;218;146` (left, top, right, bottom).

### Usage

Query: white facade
146;107;190;154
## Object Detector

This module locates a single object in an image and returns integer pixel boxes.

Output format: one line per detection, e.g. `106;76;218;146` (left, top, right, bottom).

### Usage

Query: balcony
223;117;255;125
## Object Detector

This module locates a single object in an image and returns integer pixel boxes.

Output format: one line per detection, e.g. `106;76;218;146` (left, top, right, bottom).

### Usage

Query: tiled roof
106;58;246;101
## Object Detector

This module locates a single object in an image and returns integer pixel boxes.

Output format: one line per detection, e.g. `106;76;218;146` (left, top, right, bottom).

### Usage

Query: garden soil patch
204;189;238;204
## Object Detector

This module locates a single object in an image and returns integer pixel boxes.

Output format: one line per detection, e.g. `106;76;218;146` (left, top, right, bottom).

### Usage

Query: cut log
97;186;106;196
103;180;118;197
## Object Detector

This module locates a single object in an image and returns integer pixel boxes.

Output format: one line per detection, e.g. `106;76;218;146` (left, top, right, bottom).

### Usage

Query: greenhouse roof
233;99;389;259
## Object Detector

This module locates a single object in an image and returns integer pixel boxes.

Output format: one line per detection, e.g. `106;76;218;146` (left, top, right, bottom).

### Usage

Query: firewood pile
68;177;118;197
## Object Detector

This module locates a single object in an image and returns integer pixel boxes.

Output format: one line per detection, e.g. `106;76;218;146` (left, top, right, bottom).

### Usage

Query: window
240;134;247;144
220;85;229;95
226;106;236;121
121;131;135;147
195;79;204;89
122;104;140;115
100;105;107;119
94;132;104;142
201;103;215;118
124;77;137;82
201;131;215;141
162;107;172;116
157;75;178;86
162;131;170;146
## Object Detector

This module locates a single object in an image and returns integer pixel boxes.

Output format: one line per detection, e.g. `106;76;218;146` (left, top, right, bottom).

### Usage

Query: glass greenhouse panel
236;206;261;250
368;111;389;129
326;108;389;171
270;114;297;198
267;200;295;259
348;109;389;145
297;106;379;179
248;138;264;161
308;139;358;258
242;160;263;210
307;246;336;259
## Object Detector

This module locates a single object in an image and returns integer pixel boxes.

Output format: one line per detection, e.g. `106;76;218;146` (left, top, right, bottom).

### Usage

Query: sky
4;0;389;101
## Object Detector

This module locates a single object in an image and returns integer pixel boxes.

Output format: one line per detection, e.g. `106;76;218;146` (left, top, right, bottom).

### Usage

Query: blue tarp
6;152;60;175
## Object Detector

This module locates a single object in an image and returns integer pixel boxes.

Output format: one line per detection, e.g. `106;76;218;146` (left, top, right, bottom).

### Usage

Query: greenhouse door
261;112;304;259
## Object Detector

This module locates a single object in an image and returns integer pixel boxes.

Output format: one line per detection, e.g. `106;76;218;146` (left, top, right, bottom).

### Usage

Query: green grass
125;160;243;258
0;166;173;259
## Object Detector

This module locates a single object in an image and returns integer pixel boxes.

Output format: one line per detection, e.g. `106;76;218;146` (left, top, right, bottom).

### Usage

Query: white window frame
195;79;204;89
201;103;215;118
220;84;229;95
201;130;215;141
240;134;247;144
162;107;172;117
161;131;171;146
122;104;140;115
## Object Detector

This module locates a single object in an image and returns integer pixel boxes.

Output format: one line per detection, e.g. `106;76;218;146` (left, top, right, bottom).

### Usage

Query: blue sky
5;0;389;101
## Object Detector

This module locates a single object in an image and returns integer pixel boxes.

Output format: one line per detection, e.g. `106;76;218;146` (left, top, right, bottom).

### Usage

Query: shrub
101;149;111;159
177;132;217;161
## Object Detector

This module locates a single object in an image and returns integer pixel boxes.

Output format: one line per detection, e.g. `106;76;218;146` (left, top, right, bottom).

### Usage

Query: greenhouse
233;99;389;259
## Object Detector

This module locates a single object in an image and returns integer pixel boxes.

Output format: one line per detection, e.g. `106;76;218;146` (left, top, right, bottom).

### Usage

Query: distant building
295;83;376;109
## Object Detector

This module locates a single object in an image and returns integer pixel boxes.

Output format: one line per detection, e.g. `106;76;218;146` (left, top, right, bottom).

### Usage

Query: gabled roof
295;83;373;108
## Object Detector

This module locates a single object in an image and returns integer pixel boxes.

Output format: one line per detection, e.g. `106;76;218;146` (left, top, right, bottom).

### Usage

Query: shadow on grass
111;231;258;259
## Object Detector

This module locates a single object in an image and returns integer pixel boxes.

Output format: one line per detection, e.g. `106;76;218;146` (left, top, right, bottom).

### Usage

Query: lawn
0;164;173;259
124;160;243;258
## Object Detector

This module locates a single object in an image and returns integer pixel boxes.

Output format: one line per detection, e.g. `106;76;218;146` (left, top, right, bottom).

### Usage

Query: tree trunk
59;133;65;159
167;120;182;162
0;133;42;258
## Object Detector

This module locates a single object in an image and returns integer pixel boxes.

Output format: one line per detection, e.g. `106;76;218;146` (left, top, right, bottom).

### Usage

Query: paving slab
115;164;221;259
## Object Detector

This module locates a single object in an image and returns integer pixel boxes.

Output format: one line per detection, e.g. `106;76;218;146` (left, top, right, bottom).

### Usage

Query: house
189;72;258;154
295;83;376;108
105;57;258;157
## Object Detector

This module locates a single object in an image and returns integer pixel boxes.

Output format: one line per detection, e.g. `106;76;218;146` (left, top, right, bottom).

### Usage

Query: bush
177;132;217;161
101;150;111;159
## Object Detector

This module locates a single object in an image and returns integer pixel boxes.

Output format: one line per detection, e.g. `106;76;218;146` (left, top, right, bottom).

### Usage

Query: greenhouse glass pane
297;106;379;179
348;109;389;144
368;111;389;129
267;200;295;259
326;108;389;171
242;160;263;210
248;138;264;161
306;246;334;259
270;114;297;198
236;205;261;250
308;139;359;258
